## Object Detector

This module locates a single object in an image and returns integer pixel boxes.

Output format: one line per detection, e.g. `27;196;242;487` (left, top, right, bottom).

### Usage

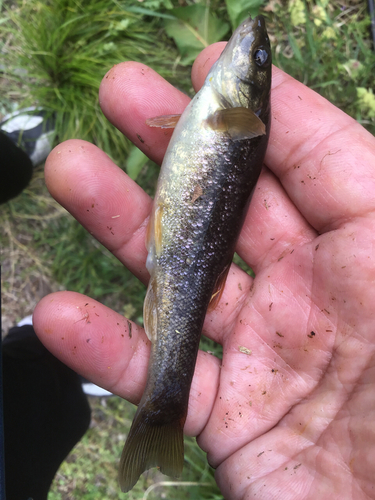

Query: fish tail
118;407;185;492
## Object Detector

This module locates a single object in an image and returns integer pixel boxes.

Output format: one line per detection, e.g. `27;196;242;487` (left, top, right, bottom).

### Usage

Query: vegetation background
1;0;374;498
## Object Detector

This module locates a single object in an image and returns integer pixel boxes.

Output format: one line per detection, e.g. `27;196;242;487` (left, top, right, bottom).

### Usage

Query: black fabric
0;320;5;500
0;131;33;204
3;325;91;500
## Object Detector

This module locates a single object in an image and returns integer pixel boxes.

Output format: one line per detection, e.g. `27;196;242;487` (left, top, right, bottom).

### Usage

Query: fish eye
253;47;270;67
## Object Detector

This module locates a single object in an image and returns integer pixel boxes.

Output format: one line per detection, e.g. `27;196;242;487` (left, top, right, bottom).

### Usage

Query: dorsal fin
146;114;181;129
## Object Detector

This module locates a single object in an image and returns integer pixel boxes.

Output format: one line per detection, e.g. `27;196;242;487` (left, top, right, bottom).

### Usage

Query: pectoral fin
146;114;181;129
205;107;266;141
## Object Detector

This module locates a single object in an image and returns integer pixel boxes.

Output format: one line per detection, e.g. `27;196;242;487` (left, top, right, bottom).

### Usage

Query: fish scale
119;15;272;492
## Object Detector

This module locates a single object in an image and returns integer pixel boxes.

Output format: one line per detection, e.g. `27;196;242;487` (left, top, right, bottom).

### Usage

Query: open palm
34;43;375;499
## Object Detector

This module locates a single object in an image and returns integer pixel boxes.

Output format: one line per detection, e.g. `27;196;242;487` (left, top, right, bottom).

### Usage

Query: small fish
119;15;272;492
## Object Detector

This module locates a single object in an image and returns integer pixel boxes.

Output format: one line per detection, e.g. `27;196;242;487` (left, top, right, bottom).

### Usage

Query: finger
236;167;317;273
191;42;226;92
45;140;152;283
33;291;148;401
99;62;191;165
33;291;220;436
266;68;375;232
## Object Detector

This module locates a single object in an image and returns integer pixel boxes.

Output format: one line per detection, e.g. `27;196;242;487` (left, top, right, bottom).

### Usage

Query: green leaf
288;32;303;64
164;4;229;65
126;146;148;181
126;6;176;20
357;87;375;119
225;0;264;30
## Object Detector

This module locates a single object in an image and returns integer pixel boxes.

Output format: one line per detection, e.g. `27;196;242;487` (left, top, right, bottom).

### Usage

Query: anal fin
208;260;231;312
154;203;164;256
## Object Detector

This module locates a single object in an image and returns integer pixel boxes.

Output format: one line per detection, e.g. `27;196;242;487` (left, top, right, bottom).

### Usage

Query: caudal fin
118;409;184;492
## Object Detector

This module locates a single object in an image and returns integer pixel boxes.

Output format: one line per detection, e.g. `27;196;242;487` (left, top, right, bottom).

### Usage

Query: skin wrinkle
281;173;339;231
253;278;326;376
218;432;316;498
268;99;372;182
108;205;151;258
236;168;318;274
320;212;375;245
278;121;374;234
271;88;345;154
297;367;365;460
307;241;332;350
248;407;339;484
273;234;310;266
46;141;153;281
113;203;150;248
116;328;153;404
117;213;151;285
222;268;252;320
304;447;346;497
100;62;189;164
186;350;221;436
214;293;334;439
280;121;350;182
315;427;354;480
283;118;347;177
334;324;372;367
346;364;375;492
228;303;312;389
204;265;253;344
253;231;307;272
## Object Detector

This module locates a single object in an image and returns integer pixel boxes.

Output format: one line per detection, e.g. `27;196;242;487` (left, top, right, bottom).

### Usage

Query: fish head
214;15;272;118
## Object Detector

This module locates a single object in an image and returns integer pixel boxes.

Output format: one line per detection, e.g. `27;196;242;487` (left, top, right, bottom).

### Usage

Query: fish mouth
237;14;266;35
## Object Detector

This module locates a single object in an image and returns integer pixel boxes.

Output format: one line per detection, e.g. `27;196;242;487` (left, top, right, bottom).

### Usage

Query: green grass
270;0;375;134
1;0;374;498
2;0;190;168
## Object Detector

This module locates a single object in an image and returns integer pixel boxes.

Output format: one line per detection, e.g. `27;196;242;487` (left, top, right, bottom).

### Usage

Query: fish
118;15;272;492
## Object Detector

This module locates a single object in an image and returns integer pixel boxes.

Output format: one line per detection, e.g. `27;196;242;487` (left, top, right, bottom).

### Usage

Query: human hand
34;42;375;498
